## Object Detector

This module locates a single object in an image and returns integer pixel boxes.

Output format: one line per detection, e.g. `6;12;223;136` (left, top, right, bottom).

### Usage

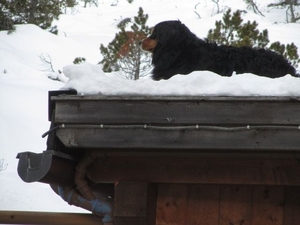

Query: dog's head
140;20;191;53
139;21;197;80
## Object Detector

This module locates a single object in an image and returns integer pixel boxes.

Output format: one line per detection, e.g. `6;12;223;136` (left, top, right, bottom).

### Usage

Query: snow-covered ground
1;0;300;213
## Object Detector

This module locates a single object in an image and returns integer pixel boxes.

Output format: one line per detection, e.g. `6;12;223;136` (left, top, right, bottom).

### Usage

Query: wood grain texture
283;187;300;225
53;95;300;151
114;182;157;225
251;186;284;225
87;156;300;186
52;96;300;125
0;211;102;225
48;95;300;225
219;185;252;225
56;128;300;150
187;185;220;225
156;184;188;225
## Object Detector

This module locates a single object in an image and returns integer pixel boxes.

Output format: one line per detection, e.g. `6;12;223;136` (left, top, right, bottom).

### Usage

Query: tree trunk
287;0;296;22
134;46;141;80
28;0;38;23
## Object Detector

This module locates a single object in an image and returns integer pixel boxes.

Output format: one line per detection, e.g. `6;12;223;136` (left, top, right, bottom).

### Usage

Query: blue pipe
57;186;113;223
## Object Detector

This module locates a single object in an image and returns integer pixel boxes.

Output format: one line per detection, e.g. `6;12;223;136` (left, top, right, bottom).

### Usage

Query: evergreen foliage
73;57;86;64
0;0;76;32
269;42;300;66
100;7;152;80
207;9;300;67
0;1;15;32
207;9;269;48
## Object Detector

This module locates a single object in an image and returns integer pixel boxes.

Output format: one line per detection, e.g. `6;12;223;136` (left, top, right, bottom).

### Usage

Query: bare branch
0;159;8;172
244;0;264;17
211;0;220;14
39;53;55;72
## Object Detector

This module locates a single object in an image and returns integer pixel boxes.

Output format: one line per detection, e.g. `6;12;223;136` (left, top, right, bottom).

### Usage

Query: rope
42;123;300;137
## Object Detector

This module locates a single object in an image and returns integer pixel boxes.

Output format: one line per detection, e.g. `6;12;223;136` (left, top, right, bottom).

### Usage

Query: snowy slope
0;0;300;213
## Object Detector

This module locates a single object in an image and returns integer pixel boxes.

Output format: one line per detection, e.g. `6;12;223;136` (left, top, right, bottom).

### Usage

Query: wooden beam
56;128;300;150
52;96;300;125
87;156;300;186
0;211;103;225
52;95;300;151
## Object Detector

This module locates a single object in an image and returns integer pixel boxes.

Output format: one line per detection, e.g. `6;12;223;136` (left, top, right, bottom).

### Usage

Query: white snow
0;0;300;214
63;63;300;96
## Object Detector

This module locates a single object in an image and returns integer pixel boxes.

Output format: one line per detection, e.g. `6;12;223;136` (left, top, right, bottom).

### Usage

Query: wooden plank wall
156;184;300;225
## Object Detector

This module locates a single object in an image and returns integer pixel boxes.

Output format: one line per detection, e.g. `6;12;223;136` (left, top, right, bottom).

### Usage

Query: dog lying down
140;20;299;80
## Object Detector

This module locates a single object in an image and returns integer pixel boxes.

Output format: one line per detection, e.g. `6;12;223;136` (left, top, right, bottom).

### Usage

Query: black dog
140;20;298;80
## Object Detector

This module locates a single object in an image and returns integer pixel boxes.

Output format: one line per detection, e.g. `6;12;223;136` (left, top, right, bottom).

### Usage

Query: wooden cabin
16;90;300;225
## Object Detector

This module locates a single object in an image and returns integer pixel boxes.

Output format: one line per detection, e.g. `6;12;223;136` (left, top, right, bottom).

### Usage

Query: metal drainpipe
53;150;114;224
55;185;113;224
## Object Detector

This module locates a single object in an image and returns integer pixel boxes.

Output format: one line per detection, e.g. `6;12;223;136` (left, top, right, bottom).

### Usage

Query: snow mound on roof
62;63;300;96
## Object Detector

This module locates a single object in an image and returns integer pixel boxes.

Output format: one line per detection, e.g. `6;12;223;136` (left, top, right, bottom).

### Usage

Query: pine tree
269;42;300;66
0;0;75;31
207;9;300;67
100;7;152;80
207;9;269;48
0;1;16;32
73;57;86;64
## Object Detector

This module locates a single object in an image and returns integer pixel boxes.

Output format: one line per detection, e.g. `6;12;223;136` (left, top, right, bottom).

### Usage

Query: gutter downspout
53;150;114;224
54;186;113;224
